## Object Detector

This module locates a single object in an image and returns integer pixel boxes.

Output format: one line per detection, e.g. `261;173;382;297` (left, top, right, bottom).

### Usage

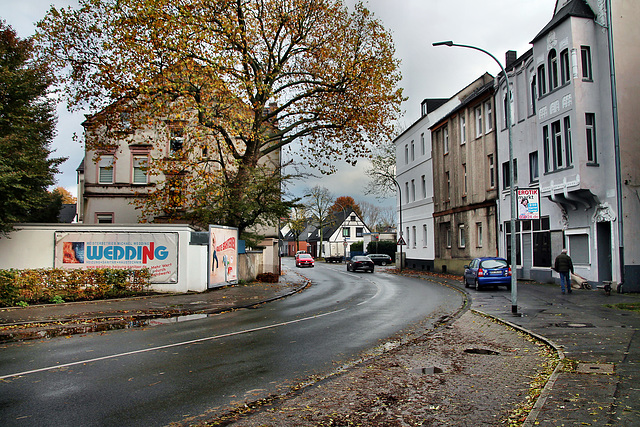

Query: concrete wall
0;224;207;293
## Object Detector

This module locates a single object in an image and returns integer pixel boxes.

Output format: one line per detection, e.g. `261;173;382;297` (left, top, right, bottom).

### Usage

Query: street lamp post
433;40;519;315
392;178;404;272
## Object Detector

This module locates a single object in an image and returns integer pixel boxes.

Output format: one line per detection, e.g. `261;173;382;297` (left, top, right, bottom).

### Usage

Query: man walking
554;249;574;294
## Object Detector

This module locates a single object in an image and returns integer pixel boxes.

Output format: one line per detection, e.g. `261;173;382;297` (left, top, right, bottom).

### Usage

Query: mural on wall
209;225;238;288
54;232;179;283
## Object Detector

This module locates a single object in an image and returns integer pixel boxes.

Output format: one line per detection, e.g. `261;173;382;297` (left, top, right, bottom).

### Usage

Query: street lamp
433;40;519;315
392;178;404;272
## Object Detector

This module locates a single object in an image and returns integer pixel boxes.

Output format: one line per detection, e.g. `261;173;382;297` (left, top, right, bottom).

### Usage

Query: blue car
463;257;512;290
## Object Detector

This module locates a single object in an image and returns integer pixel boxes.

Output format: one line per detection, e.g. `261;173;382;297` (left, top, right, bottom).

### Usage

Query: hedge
0;268;152;307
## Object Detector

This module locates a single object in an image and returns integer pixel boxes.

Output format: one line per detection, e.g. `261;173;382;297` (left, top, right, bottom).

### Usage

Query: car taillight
478;268;484;277
507;267;512;276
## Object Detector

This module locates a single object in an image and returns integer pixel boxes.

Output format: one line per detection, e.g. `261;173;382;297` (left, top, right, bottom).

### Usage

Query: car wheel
475;279;481;291
381;261;387;266
464;277;469;288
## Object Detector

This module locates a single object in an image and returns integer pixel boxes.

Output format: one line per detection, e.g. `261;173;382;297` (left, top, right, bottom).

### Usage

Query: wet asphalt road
0;259;463;426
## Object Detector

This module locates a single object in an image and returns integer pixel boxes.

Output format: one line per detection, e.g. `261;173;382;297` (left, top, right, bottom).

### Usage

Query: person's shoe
568;289;572;294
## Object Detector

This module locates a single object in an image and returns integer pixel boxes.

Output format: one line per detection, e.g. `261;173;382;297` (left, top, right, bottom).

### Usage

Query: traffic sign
397;236;406;246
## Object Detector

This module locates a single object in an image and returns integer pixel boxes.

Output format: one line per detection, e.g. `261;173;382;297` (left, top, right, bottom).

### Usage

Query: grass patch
606;303;640;313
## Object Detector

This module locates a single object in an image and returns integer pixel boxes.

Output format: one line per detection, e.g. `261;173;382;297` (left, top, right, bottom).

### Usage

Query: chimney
505;50;517;69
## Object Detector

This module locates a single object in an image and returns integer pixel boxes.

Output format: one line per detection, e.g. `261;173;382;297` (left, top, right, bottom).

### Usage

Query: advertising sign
54;232;179;283
209;225;238;288
517;188;540;220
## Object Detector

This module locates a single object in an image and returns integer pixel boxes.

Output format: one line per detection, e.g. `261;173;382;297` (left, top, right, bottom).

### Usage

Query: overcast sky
3;0;557;208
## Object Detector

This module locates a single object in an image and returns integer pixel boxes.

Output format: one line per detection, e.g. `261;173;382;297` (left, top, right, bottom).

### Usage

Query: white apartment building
494;0;640;291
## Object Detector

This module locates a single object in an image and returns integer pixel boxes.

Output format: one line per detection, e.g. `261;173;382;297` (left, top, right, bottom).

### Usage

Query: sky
2;0;558;208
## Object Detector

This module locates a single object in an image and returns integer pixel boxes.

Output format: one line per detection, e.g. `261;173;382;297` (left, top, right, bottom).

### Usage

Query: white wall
0;224;208;293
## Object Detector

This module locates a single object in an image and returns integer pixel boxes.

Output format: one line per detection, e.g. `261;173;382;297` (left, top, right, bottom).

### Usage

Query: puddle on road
3;312;214;342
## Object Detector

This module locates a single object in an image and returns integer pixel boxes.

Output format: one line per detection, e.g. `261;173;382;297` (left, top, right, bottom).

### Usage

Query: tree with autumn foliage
35;0;403;239
0;22;66;234
329;196;362;218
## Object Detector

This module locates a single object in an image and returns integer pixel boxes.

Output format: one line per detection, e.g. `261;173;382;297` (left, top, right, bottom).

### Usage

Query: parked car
367;253;392;266
295;253;314;268
346;255;374;273
463;257;512;290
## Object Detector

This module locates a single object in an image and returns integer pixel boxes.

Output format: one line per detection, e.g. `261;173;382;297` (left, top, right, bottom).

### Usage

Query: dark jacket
554;253;574;273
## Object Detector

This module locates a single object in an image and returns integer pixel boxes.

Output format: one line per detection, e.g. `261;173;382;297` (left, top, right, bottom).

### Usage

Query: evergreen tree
0;21;65;234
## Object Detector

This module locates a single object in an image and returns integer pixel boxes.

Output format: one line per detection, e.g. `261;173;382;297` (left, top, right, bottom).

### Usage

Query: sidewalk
1;269;638;425
469;279;640;426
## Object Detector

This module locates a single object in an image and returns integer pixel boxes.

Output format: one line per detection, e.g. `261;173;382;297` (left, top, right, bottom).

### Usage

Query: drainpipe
606;0;624;289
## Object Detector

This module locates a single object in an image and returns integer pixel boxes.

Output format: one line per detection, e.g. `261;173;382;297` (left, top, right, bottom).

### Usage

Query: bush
0;268;152;307
256;272;279;283
366;240;397;261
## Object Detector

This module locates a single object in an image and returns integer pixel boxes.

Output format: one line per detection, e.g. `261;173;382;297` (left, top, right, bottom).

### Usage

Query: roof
531;0;595;43
58;204;77;223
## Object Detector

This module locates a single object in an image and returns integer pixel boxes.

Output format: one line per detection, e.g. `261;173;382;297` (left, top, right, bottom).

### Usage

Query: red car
295;253;315;268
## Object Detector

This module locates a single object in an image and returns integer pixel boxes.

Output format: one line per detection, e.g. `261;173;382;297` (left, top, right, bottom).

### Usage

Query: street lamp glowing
433;40;519;315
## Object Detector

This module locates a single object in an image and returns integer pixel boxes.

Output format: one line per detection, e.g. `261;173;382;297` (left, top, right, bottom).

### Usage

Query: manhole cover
554;322;595;328
464;348;500;355
576;363;615;374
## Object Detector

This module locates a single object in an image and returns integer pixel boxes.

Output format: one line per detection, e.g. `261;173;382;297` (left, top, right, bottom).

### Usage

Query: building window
475;105;483;137
446;225;452;248
445;171;450;200
342;227;350;238
96;213;114;224
529;151;539;182
530;76;537;112
132;155;148;184
552;120;564;169
485;101;493;132
411;183;417;204
458;224;466;248
423;224;428;247
586;113;597;164
406;227;410;248
350;215;356;221
543;118;573;173
488;154;495;189
405;182;409;204
421;175;427;199
460;115;466;144
563;116;573;166
169;127;184;152
548;49;559;90
543;125;551;173
502;159;518;190
404;144;408;164
537;64;547;97
98;155;114;184
443;126;449;154
356;227;363;237
476;222;483;247
421;133;425;155
507;217;551;267
568;233;590;264
560;49;570;85
412;226;417;248
410;141;415;161
462;163;467;196
581;46;592;80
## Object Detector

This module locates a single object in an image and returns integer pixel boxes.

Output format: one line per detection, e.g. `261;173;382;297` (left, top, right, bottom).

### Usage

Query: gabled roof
307;208;364;242
531;0;595;44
